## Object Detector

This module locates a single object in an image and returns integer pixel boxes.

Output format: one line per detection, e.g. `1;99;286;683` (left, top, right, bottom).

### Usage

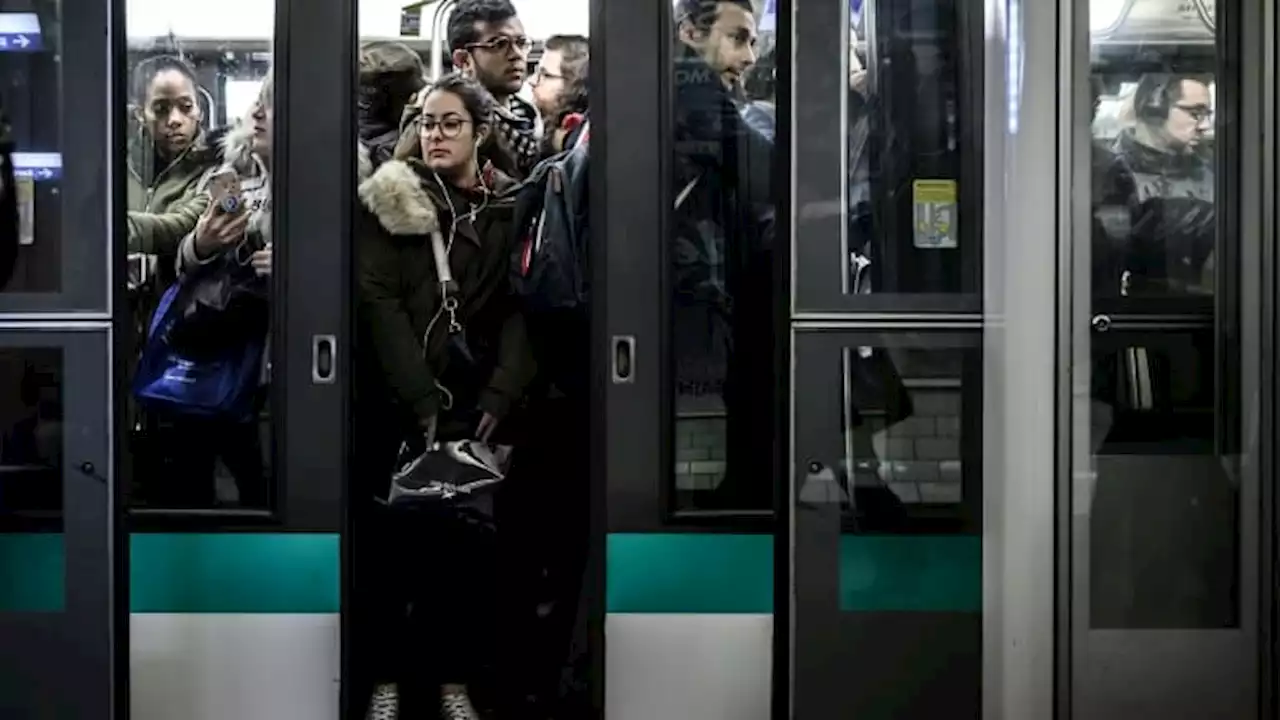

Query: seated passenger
354;71;535;720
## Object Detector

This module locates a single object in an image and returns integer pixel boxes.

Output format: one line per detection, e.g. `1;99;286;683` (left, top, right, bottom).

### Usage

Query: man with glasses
1105;72;1216;296
447;0;540;177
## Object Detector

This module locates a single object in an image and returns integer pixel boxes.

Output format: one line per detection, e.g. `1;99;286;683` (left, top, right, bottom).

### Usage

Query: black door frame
0;0;124;714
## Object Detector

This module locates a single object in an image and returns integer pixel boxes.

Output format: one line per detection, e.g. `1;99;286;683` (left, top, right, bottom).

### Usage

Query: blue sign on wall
13;152;61;182
0;13;42;53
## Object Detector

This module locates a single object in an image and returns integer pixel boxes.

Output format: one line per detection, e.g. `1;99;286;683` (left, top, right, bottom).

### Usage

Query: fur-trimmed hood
357;158;516;237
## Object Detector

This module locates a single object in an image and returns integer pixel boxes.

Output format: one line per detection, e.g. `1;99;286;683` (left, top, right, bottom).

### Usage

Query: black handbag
387;438;513;526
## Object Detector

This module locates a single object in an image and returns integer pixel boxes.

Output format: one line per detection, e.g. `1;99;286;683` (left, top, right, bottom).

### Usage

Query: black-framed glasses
1174;104;1214;123
420;116;471;139
533;66;564;83
466;34;531;55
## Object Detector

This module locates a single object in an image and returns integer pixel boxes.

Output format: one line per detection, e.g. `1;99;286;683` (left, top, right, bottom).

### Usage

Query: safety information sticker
912;179;957;249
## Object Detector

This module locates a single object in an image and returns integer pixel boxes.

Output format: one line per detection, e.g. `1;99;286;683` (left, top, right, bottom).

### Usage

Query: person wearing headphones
1103;72;1216;296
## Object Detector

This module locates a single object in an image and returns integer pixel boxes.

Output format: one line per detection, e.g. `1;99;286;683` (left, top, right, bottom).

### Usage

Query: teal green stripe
606;533;981;613
0;534;65;612
130;533;340;613
3;531;979;614
838;535;981;612
607;533;774;613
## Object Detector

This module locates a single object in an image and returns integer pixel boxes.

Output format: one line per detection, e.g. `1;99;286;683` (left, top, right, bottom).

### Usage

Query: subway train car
2;0;1277;718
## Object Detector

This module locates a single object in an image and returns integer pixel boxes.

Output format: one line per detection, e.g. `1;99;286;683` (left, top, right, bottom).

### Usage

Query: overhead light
1090;0;1132;36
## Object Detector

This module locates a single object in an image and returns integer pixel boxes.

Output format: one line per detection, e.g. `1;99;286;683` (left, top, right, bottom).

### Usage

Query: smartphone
207;170;244;215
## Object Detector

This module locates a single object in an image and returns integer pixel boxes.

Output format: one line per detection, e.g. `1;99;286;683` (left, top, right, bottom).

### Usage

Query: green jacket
125;128;221;256
356;158;536;427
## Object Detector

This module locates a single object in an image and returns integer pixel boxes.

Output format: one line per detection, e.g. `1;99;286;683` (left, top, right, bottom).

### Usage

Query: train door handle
1091;314;1112;333
611;335;635;384
312;334;336;384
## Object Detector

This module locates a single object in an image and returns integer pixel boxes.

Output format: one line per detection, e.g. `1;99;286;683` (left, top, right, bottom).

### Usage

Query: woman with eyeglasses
353;71;535;720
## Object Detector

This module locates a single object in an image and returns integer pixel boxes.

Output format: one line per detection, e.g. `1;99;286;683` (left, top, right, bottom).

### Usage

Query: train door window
1069;0;1263;716
0;335;114;719
666;0;782;516
348;3;593;719
792;0;982;314
788;0;985;717
123;2;278;515
0;0;110;309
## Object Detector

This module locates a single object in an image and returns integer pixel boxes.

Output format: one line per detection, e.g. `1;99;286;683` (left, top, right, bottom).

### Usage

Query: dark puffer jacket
356;157;536;436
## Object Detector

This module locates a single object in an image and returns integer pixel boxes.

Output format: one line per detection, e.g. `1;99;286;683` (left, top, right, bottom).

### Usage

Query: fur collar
358;159;438;236
358;159;513;237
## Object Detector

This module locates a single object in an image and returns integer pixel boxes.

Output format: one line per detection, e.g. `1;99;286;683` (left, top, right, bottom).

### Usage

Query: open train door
0;0;125;718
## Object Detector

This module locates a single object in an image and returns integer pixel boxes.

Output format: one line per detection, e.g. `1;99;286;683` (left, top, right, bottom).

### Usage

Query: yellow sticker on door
912;179;957;249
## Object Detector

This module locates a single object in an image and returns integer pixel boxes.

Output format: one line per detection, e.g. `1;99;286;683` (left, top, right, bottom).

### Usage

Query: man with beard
447;0;540;177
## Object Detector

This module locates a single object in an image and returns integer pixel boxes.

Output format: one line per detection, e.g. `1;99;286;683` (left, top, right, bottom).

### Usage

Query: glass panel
846;0;973;295
351;2;592;718
123;4;276;511
0;347;62;529
794;0;981;311
670;0;779;513
792;333;980;719
800;341;978;533
0;2;62;293
1087;328;1236;629
1084;14;1234;630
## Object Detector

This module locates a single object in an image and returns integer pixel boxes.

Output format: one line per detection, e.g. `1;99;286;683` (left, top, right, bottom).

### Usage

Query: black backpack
510;142;590;313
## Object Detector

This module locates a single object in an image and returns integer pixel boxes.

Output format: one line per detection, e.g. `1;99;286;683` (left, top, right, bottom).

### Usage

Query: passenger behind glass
1089;73;1233;629
531;34;589;157
147;78;277;509
673;0;776;510
126;55;219;269
359;41;427;170
740;45;775;141
448;0;540;177
1101;73;1216;296
353;72;534;720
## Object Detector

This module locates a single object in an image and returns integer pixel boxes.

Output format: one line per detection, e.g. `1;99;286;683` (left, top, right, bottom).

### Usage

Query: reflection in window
0;4;62;293
836;345;974;533
0;348;62;522
123;9;275;512
670;0;777;514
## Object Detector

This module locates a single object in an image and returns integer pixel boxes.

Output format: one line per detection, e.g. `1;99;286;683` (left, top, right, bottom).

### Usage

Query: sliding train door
783;0;1007;715
598;0;782;716
0;1;123;718
1062;0;1272;717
